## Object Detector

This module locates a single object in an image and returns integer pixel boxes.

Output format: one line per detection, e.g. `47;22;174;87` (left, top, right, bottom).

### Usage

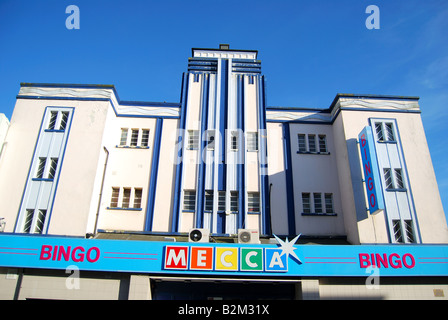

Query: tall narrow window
122;188;131;208
231;131;239;151
247;132;258;151
120;129;128;146
23;209;34;233
35;209;47;234
206;131;215;150
36;158;46;179
308;135;316;153
404;220;415;243
187;130;199;150
385;123;395;141
134;188;142;209
48;111;58;130
130;129;139;147
48;158;58;180
110;187;120;208
218;191;226;211
325;193;334;214
318;135;327;153
230;191;239;212
384;168;393;189
59;112;69;131
141;129;150;147
394;168;404;189
392;220;404;243
248;192;260;213
205;190;213;211
183;190;196;211
313;193;322;213
302;193;311;214
298;134;306;152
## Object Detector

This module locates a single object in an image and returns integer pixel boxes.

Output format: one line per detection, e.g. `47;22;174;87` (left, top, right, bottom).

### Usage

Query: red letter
86;247;100;263
402;253;415;269
360;134;366;147
359;253;370;268
369;193;376;208
57;246;71;261
72;246;85;262
364;161;372;176
375;253;388;268
389;253;402;268
40;245;52;260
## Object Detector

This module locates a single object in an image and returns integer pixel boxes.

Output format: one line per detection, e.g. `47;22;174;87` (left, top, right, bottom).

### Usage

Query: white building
0;45;447;300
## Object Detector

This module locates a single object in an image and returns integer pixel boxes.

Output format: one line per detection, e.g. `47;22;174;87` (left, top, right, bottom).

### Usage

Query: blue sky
0;0;447;221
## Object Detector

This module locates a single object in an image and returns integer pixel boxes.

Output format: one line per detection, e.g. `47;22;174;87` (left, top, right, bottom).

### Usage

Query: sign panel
1;234;447;277
359;126;385;214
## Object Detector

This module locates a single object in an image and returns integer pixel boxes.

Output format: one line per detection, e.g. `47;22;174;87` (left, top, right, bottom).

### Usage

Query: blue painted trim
171;73;190;233
144;118;163;232
195;74;210;229
217;60;228;191
282;123;296;236
258;76;271;236
237;75;245;229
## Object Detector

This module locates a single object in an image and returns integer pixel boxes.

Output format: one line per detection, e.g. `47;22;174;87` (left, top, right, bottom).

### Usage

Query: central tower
170;44;271;236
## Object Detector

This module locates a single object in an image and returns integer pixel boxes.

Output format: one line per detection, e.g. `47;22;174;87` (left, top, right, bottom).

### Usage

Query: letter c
246;251;258;268
221;250;233;267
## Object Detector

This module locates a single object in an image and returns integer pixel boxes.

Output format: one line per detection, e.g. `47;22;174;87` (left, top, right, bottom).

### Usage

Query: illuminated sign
0;234;447;277
359;126;385;214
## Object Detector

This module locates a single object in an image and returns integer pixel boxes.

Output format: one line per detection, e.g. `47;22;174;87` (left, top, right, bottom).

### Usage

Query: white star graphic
274;234;302;264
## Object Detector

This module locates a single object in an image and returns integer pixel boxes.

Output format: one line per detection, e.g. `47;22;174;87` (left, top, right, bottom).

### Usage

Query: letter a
66;5;80;30
365;5;380;30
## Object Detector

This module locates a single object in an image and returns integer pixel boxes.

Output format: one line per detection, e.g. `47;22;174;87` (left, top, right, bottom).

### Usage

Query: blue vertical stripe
283;122;296;236
171;73;189;232
145;118;163;231
218;60;228;191
195;73;210;228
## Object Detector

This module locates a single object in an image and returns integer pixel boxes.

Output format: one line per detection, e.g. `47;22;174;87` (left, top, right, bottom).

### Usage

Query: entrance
152;279;297;300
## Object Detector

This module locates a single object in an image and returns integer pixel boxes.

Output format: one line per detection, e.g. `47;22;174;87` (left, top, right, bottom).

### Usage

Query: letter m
164;246;189;270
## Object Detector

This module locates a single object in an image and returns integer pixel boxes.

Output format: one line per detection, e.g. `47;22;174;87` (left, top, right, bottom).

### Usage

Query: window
130;129;139;147
231;131;239;151
404;220;415;243
193;73;200;82
247;132;258;151
248;192;260;213
35;210;47;234
385;123;395;141
48;158;58;180
48;111;58;130
110;187;119;208
206;131;215;150
394;169;404;189
122;188;131;208
302;193;311;214
183;190;196;211
36;158;46;179
23;209;34;233
120;129;128;146
141;130;150;147
230;191;239;212
375;122;385;142
188;130;199;150
318;135;327;153
325;193;334;214
47;110;70;131
205;190;213;211
308;135;316;153
384;168;393;189
392;220;404;243
134;188;142;209
313;193;322;213
59;112;69;131
375;122;396;142
298;134;306;152
218;191;226;211
23;209;46;234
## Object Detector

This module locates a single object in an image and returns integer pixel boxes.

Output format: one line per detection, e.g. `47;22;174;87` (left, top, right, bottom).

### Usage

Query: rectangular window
318;135;327;153
392;220;404;243
231;131;239;151
36;158;46;179
302;193;311;214
141;129;150;147
130;129;139;147
394;168;404;189
59;112;69;131
230;191;239;212
183;190;196;211
188;130;199;150
404;220;415;243
48;158;58;180
325;193;334;214
110;187;120;208
48;111;58;130
384;168;393;189
247;132;258;151
313;193;322;213
206;131;215;150
298;134;306;152
248;192;260;213
35;209;47;234
218;191;226;211
122;188;131;208
375;122;385;142
205;190;213;211
385;123;395;141
23;209;34;233
308;135;316;153
134;188;142;209
120;129;128;146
